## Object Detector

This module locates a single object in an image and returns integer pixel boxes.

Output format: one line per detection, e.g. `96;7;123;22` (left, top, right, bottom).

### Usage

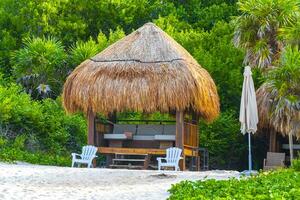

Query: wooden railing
184;122;198;147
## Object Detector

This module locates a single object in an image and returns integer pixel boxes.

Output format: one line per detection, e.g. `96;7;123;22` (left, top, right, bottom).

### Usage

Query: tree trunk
288;132;294;163
269;130;277;152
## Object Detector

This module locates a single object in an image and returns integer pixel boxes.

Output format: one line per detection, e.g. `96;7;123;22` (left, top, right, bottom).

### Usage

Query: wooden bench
100;147;167;169
110;153;150;169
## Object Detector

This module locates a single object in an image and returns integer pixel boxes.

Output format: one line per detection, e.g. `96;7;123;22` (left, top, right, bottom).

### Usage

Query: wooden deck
98;147;197;156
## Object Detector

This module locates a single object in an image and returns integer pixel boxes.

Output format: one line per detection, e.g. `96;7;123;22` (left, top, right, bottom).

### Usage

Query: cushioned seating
113;124;137;134
133;135;155;141
105;124;176;141
104;134;127;140
137;125;163;135
162;125;176;135
154;135;176;141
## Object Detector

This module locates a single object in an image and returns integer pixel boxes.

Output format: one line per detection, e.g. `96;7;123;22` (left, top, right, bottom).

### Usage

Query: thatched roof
256;83;300;139
62;23;219;122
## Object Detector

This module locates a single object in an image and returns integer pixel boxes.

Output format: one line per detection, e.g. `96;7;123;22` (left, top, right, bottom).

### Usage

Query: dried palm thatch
256;83;300;139
63;23;219;122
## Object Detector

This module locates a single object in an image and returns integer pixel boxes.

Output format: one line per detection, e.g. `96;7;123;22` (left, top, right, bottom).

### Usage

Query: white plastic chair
157;147;182;171
71;145;98;168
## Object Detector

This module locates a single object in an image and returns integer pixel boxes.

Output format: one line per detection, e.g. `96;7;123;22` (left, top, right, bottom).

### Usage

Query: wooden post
193;112;200;171
87;109;95;145
176;111;185;170
269;130;277;152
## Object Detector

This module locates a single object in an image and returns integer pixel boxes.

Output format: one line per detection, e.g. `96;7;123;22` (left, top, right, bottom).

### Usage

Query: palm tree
257;47;300;161
280;20;300;47
233;0;300;69
234;0;300;163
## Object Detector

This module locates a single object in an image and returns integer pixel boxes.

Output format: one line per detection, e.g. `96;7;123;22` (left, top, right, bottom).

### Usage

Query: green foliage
107;27;126;45
171;0;238;30
69;39;100;68
118;112;173;121
0;135;72;166
68;27;126;68
280;20;300;46
0;142;70;166
191;3;238;30
200;111;246;169
12;37;67;99
292;159;300;171
168;170;300;200
264;46;300;142
267;46;300;102
0;84;86;161
234;0;300;68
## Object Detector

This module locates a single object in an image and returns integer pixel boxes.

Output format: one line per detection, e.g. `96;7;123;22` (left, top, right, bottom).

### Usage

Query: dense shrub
168;169;300;200
200;111;247;170
0;84;86;165
292;159;300;171
12;37;67;99
68;28;126;68
0;137;70;166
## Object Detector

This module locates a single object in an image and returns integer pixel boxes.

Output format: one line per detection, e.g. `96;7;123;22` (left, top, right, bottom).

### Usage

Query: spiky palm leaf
234;0;300;68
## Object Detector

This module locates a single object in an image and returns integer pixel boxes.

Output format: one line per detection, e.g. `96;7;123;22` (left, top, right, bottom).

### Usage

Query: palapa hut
63;23;219;170
256;83;300;160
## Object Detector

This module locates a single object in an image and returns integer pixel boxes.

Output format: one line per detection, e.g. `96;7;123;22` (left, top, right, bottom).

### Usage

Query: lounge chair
71;145;98;168
263;152;285;170
157;147;182;171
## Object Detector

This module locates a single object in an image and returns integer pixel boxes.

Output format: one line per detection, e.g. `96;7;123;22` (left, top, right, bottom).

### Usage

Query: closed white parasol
239;66;258;174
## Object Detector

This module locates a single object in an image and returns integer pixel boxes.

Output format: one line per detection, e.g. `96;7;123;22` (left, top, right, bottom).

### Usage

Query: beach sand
0;162;239;200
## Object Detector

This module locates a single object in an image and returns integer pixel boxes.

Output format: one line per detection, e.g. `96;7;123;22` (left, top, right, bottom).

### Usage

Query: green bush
292;159;300;172
12;37;67;99
200;111;247;170
0;145;70;166
168;170;300;200
68;38;101;68
0;84;86;165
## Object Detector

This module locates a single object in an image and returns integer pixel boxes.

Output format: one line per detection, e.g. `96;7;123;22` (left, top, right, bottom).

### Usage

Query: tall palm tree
257;47;300;161
233;0;300;69
234;0;300;163
280;20;300;47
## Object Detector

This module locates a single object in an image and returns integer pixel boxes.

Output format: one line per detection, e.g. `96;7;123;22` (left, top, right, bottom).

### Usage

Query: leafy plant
168;169;300;199
265;46;300;160
12;37;67;99
233;0;300;68
292;159;300;171
200;111;247;170
68;39;100;68
0;84;86;161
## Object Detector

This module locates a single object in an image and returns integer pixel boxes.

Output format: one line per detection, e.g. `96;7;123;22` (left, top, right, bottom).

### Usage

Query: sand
0;162;240;200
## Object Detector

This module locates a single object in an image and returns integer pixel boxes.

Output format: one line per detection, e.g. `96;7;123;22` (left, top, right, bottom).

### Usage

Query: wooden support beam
176;110;185;170
176;111;184;148
87;109;95;145
143;155;151;170
192;112;200;149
